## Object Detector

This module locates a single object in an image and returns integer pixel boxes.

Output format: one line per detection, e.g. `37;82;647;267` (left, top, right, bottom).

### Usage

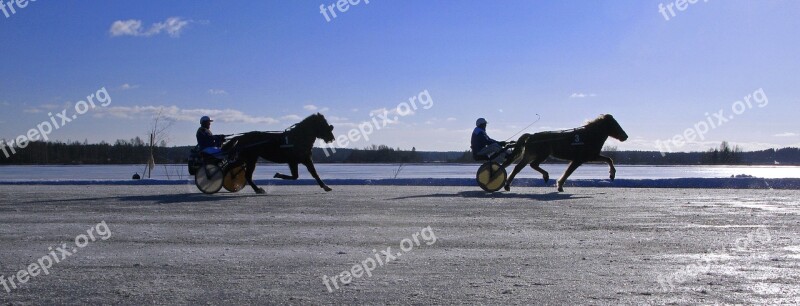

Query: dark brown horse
222;113;336;194
501;114;628;192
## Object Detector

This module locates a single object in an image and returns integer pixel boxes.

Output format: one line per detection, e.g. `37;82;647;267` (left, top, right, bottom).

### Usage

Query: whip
504;114;541;141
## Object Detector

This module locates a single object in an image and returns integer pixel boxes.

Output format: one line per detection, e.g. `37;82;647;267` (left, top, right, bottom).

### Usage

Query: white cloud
208;89;228;95
328;116;348;122
774;132;797;137
39;104;61;110
110;17;191;38
425;117;455;125
570;93;597;98
119;83;140;90
370;107;391;116
23;108;41;113
303;104;329;112
370;106;412;117
324;115;361;128
95;105;279;125
281;114;302;121
336;123;360;128
151;17;191;37
109;20;143;37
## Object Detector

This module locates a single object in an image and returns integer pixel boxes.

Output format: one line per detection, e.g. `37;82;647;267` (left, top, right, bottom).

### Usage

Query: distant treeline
328;145;424;163
0;138;171;165
1;139;798;165
445;141;800;165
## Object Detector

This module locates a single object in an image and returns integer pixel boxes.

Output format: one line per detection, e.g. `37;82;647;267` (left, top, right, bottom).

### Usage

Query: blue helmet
476;118;487;126
200;116;213;124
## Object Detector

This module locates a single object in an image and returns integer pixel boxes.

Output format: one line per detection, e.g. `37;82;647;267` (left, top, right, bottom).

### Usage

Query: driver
197;116;226;156
471;118;508;161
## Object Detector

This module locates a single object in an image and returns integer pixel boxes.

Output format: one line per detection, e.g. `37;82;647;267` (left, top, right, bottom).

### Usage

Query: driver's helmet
476;118;487;127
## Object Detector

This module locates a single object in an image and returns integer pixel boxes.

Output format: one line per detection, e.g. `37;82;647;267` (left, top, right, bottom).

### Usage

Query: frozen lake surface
0;164;798;181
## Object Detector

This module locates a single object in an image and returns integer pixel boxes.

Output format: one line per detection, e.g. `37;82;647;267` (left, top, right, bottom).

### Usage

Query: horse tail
505;133;531;165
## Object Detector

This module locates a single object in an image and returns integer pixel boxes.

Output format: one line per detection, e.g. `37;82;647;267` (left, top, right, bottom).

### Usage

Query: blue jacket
471;127;498;151
196;127;224;149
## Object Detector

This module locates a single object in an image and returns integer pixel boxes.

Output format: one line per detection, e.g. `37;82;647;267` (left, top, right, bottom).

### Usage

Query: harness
536;127;591;146
223;124;303;154
279;124;296;149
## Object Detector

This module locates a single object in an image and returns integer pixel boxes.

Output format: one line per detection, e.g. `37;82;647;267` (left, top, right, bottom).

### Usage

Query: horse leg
303;160;332;192
594;155;616;181
244;157;265;194
504;153;534;191
529;155;550;183
274;163;299;180
557;161;583;192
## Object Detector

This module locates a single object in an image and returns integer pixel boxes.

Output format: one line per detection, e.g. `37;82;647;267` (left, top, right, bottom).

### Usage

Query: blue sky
1;0;798;152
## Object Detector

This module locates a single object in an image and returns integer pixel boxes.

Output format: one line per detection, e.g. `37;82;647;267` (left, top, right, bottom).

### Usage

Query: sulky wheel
195;163;224;194
223;164;247;193
476;162;507;193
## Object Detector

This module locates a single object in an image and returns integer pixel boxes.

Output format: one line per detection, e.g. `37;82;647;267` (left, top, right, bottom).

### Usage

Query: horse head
301;113;335;143
599;114;628;142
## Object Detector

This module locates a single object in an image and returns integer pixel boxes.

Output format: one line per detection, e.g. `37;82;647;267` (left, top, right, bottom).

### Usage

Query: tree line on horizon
1;139;798;165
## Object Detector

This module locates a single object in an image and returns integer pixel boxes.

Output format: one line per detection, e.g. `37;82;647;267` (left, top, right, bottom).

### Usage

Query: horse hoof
610;173;616;181
255;188;266;194
323;186;332;192
504;185;511;192
557;186;564;192
273;173;280;178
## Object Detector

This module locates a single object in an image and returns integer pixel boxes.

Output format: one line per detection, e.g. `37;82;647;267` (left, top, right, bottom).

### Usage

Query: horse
501;114;628;192
222;113;336;194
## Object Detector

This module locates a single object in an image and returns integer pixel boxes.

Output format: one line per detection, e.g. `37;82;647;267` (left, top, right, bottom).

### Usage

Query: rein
222;131;284;152
224;120;313;152
504;114;541;141
516;119;609;145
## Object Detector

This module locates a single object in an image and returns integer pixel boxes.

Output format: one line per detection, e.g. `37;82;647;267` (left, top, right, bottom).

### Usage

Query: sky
1;0;799;153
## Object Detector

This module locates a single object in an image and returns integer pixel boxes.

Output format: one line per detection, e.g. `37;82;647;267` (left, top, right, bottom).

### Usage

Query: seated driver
471;118;508;162
196;116;226;157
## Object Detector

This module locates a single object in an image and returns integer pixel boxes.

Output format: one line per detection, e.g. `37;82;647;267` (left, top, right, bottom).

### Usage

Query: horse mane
583;114;611;128
285;113;324;132
299;113;324;126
